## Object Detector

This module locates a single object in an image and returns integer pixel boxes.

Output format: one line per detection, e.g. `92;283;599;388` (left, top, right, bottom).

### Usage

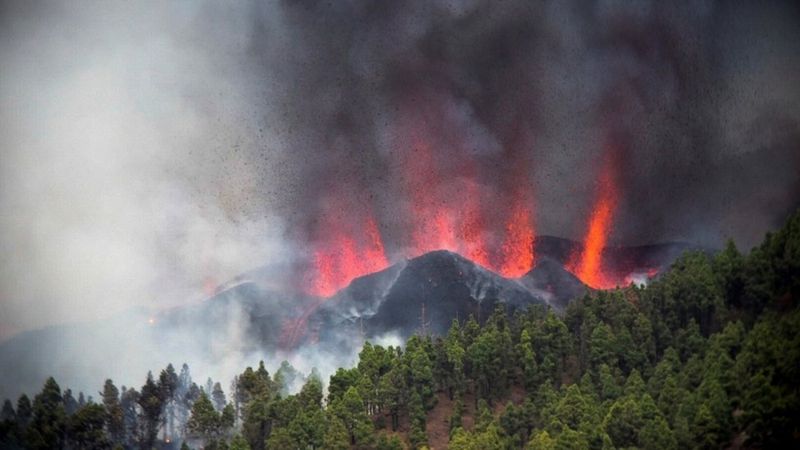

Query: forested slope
2;210;799;450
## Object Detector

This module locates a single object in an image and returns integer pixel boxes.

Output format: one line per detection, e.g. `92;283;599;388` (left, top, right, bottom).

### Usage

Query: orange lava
460;180;492;268
402;135;460;256
568;152;618;289
309;210;389;297
305;105;537;298
497;195;535;277
395;114;535;277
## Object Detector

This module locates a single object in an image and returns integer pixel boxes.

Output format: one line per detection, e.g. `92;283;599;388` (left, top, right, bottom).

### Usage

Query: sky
1;0;799;343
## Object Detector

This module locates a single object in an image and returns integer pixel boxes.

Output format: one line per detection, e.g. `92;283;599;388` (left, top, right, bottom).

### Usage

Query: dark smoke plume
244;0;800;258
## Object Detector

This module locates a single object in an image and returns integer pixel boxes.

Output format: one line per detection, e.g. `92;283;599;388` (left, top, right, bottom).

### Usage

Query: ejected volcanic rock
308;250;549;345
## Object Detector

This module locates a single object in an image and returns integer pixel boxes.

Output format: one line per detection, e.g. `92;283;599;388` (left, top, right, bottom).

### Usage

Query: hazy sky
0;1;293;338
1;0;798;339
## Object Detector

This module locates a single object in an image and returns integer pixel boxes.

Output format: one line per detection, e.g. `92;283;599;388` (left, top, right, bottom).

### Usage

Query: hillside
1;211;798;449
0;236;696;402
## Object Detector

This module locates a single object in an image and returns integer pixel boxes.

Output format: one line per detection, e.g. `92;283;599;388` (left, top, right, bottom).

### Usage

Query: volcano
286;237;701;348
306;250;549;347
0;237;699;400
193;237;701;352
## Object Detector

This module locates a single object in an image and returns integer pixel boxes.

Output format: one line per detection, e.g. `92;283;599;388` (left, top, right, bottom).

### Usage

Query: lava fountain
308;203;389;297
568;143;619;289
303;99;539;297
497;192;536;277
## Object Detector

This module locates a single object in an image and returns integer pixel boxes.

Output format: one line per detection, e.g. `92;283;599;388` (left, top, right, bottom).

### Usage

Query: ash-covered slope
308;250;551;347
519;256;589;311
303;239;701;349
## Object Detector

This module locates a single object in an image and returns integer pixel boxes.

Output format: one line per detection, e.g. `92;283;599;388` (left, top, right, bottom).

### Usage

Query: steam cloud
1;0;799;398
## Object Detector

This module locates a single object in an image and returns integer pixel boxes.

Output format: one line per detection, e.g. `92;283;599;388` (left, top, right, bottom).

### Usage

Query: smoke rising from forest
1;0;799;398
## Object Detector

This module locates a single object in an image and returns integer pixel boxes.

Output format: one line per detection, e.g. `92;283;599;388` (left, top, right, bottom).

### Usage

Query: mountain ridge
0;238;698;400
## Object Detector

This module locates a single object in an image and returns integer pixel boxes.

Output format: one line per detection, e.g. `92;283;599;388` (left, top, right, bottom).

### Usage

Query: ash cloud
250;0;800;252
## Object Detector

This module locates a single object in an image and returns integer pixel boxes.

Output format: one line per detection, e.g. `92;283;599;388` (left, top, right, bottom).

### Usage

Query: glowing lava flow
309;215;389;297
306;108;539;298
402;135;460;256
498;195;536;277
460;182;492;269
398;122;535;276
568;156;619;289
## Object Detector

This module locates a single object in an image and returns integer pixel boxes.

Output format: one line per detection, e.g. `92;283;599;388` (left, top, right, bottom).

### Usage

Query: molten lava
396;115;536;277
460;184;492;269
309;212;389;297
401;135;460;256
568;150;619;289
498;195;536;277
304;106;539;297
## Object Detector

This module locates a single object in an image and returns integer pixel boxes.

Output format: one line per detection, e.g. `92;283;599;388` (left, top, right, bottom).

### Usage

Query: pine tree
380;364;406;431
409;345;436;410
25;377;66;450
449;396;463;436
330;387;373;447
1;400;15;422
691;404;720;450
159;363;179;440
408;390;428;449
242;390;272;450
62;389;79;416
275;361;302;397
0;399;20;448
445;320;467;400
212;382;227;412
229;433;251;450
639;415;677;450
518;329;539;390
323;416;350;450
177;363;193;433
100;379;124;446
66;403;109;449
265;427;295;449
527;430;556;450
603;396;642;448
188;391;221;444
138;372;164;449
554;427;588;450
589;323;617;370
119;387;139;448
16;394;32;428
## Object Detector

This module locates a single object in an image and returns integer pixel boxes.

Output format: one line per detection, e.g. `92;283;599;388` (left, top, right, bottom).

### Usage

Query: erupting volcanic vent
393;110;537;278
299;111;641;296
272;2;800;301
498;194;536;278
568;138;621;289
307;194;389;297
302;97;539;297
302;124;646;297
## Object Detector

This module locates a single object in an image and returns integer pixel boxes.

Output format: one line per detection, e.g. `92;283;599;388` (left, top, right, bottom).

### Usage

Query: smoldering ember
0;1;798;450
